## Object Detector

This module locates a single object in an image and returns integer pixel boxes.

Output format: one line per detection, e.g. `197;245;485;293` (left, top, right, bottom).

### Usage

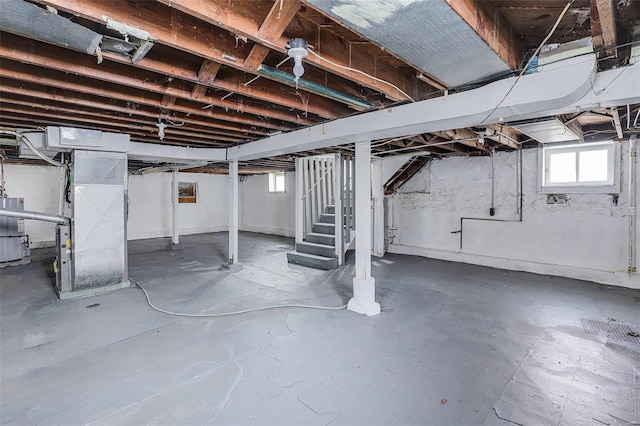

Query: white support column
295;158;304;245
371;159;385;257
172;169;179;244
348;141;381;316
228;160;239;264
166;168;183;250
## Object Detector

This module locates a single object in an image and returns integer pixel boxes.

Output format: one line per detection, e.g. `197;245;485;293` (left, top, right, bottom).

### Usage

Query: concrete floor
1;232;639;425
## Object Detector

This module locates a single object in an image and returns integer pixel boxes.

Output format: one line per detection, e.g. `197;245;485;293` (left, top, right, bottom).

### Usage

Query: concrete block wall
387;146;639;289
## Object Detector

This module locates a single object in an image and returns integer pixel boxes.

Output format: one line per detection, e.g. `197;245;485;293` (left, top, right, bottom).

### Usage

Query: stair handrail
301;166;332;200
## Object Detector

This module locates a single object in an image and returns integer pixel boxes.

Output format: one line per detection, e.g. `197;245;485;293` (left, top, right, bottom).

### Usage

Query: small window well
268;172;286;193
539;141;620;193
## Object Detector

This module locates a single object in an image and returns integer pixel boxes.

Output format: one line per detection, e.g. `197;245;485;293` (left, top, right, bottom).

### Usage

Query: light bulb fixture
156;119;167;141
287;38;308;80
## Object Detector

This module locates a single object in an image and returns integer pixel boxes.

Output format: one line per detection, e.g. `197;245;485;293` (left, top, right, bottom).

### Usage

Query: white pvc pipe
0;208;69;224
629;135;637;273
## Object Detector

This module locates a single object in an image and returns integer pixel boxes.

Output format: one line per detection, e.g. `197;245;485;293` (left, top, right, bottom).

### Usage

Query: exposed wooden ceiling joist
444;0;525;70
591;0;618;61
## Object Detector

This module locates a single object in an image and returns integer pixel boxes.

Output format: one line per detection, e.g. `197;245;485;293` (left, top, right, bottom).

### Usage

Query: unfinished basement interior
0;0;639;424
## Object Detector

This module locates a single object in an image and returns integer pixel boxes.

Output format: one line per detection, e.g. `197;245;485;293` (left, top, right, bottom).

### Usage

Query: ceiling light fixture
287;38;309;80
156;119;167;141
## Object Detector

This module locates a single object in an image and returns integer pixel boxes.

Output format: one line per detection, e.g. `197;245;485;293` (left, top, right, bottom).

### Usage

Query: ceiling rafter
444;0;525;70
0;100;248;144
0;87;261;138
100;51;351;119
0;59;296;132
244;0;301;70
0;80;268;137
191;60;221;99
155;0;429;101
33;0;404;106
591;0;618;60
0;33;316;126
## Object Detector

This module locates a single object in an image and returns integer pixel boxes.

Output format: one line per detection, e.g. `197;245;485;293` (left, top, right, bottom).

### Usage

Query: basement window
539;141;620;193
268;172;286;193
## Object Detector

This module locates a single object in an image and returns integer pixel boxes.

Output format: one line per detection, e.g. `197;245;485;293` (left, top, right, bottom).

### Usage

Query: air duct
0;0;102;55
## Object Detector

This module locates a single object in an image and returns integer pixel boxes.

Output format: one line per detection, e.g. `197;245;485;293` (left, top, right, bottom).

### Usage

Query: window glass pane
548;152;576;183
275;173;285;192
579;150;608;182
268;172;285;192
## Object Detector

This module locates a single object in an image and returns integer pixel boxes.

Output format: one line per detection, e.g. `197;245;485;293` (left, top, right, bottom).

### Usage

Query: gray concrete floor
1;231;639;425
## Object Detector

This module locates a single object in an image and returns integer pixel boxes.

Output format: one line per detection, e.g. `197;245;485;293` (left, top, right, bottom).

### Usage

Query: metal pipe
629;135;637;273
0;208;69;224
257;65;373;110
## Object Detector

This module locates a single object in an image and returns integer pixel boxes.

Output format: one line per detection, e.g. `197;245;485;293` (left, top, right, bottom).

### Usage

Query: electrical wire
307;49;416;103
478;0;575;125
0;129;62;167
131;279;347;318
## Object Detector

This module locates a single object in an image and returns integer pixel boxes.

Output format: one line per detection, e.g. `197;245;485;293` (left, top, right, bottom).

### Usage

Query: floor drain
580;319;640;344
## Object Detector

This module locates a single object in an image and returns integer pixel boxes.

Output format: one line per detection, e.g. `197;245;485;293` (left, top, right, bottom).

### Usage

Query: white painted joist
228;55;640;161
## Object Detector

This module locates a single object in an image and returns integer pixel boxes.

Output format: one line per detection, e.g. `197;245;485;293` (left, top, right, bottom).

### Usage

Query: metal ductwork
0;0;102;55
0;208;69;225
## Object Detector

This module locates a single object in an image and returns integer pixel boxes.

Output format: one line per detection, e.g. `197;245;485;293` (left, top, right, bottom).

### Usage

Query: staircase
287;155;354;270
287;204;338;269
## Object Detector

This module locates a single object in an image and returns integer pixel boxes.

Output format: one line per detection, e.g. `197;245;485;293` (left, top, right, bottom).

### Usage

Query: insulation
308;0;511;87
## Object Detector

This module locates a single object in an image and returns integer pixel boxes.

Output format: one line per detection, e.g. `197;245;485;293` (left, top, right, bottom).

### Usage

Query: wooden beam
0;104;240;146
443;0;524;70
0;60;294;132
0;35;312;127
485;124;520;149
591;0;618;59
160;94;177;107
35;0;403;104
384;157;430;195
0;112;232;147
0;98;248;143
100;51;350;119
433;129;488;152
0;80;267;137
153;0;420;101
190;60;221;99
244;0;301;70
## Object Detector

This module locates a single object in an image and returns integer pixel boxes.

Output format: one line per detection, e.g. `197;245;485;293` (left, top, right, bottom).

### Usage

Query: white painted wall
2;165;229;245
239;172;295;237
2;164;61;247
386;145;639;289
127;172;228;240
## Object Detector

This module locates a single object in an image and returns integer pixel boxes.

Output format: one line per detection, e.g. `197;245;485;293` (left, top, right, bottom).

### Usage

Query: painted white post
348;141;381;316
295;157;304;245
333;153;343;265
171;168;179;245
228;160;239;264
371;159;385;257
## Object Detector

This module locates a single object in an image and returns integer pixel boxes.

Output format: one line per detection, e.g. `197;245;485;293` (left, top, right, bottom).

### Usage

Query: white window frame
268;171;286;193
538;141;620;194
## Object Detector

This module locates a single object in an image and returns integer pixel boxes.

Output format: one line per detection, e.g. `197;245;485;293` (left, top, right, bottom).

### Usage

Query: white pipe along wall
386;144;639;289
